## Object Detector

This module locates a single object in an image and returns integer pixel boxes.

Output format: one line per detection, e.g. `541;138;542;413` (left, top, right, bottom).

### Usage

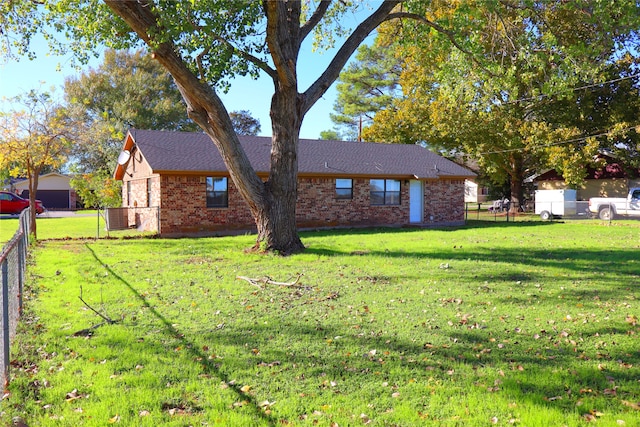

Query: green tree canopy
363;1;640;208
541;55;640;177
229;110;261;136
331;42;402;141
64;48;198;208
65;48;197;175
318;129;340;141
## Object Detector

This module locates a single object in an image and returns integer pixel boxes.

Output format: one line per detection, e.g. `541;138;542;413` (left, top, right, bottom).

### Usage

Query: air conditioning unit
105;208;129;230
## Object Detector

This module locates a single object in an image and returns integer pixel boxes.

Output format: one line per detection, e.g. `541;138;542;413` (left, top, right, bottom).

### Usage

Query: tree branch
264;0;301;90
236;274;305;290
213;35;277;81
103;0;266;211
180;7;276;82
302;0;401;114
384;11;491;75
299;0;331;43
78;285;117;325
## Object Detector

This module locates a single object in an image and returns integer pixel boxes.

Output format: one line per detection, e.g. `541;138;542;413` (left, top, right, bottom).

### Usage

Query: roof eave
148;171;474;180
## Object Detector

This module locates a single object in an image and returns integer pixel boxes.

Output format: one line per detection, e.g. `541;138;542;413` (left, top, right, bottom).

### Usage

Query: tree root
236;274;305;290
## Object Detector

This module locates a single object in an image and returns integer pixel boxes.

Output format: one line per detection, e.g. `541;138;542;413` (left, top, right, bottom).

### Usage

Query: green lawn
4;221;640;426
0;211;150;244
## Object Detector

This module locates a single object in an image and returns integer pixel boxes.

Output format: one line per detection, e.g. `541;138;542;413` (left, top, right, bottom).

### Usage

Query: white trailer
535;189;577;220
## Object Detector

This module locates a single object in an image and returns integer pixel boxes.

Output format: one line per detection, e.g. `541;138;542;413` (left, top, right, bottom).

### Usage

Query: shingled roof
115;129;474;180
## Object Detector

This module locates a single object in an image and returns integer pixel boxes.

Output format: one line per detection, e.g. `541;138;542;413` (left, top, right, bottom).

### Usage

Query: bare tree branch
78;285;117;325
236;274;305;290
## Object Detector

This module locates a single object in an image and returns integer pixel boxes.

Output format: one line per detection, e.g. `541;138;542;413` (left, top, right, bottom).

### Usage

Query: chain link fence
105;207;160;233
465;201;640;222
0;209;30;388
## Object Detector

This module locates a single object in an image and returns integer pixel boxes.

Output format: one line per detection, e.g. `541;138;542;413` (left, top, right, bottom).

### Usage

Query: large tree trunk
508;153;524;213
256;1;306;253
509;177;523;213
256;90;305;253
103;0;400;254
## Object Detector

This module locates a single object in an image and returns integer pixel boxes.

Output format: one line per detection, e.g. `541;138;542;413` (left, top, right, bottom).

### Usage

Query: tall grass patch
4;221;640;426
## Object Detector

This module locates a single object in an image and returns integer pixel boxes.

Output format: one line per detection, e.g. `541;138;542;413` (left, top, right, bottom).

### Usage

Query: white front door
409;180;423;223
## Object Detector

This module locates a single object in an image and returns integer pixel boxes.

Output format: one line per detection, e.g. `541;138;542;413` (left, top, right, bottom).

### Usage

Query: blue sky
0;7;378;140
0;39;341;139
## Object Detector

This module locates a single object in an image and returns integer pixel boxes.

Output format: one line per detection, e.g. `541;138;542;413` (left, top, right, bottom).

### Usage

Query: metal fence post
17;236;24;315
2;258;10;387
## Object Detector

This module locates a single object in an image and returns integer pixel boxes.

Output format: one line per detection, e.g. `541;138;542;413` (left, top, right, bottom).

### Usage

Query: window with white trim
370;179;400;205
206;177;228;208
335;178;353;199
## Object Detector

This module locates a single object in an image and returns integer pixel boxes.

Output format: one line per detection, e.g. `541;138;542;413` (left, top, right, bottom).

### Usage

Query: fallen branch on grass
79;285;117;324
236;274;305;289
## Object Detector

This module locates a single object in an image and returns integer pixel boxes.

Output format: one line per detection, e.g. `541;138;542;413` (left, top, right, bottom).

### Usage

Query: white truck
535;189;577;220
588;187;640;220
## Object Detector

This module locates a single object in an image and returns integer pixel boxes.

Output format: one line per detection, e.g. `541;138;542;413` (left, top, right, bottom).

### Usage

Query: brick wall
158;175;255;235
143;175;466;236
423;179;466;224
296;178;410;228
121;177;160;231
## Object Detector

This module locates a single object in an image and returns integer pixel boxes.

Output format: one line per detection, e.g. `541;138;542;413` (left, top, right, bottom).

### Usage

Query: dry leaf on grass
65;389;88;402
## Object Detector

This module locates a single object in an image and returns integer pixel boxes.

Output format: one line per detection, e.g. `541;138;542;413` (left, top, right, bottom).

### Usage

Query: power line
479;124;639;155
497;72;640;106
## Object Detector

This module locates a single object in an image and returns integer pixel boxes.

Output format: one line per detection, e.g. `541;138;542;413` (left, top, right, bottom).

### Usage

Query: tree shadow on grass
83;240;639;424
305;242;639;301
83;243;279;426
201;318;640;422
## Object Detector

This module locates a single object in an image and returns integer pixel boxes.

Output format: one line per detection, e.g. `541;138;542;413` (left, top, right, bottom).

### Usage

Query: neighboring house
456;157;488;204
113;129;475;236
464;180;489;203
535;155;640;200
13;172;77;210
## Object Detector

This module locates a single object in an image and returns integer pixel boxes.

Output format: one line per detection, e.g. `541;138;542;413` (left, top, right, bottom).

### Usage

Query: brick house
113;129;475;236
